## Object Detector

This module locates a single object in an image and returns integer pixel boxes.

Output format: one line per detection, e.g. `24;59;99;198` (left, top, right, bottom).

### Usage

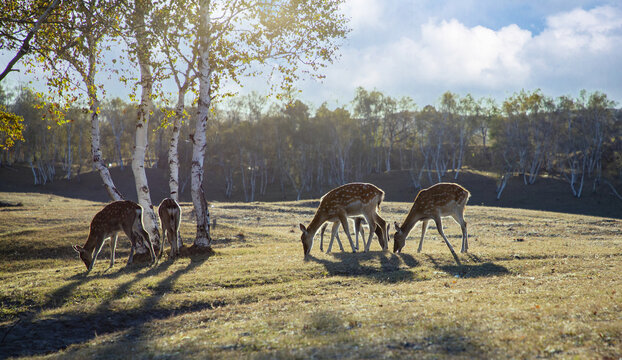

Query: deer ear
299;223;307;233
72;245;82;253
394;222;401;232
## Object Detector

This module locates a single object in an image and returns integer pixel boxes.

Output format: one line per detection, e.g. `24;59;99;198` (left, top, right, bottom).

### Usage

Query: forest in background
1;84;621;202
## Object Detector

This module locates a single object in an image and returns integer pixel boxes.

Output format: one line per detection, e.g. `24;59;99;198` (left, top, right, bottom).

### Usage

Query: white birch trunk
566;159;579;197
168;91;185;202
90;98;123;201
496;172;510;200
191;0;213;248
577;155;586;198
29;160;39;185
131;0;161;254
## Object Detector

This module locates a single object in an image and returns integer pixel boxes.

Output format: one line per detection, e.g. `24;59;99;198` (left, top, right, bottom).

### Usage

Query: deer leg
127;243;135;266
140;229;156;264
417;220;429;253
176;230;183;255
165;228;173;258
327;222;344;253
109;233;118;268
363;213;376;252
354;217;365;251
452;212;468;253
90;235;108;271
168;226;179;258
326;222;345;254
373;213;388;250
157;229;168;259
433;217;462;266
320;223;328;252
332;222;345;252
338;213;357;253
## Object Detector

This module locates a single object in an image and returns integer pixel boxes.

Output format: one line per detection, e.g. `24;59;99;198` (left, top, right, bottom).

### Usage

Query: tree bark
168;91;185;202
191;0;212;248
88;80;122;200
131;0;161;254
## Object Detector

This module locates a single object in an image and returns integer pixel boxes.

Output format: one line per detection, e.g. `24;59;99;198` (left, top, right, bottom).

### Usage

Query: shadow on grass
0;243;78;267
0;253;221;359
424;254;510;278
231;321;492;359
306;251;419;283
386;324;490;359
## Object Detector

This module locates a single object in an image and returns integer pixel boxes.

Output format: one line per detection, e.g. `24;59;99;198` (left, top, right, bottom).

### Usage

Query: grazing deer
158;198;182;258
299;183;386;257
73;200;156;272
393;183;470;265
320;216;389;253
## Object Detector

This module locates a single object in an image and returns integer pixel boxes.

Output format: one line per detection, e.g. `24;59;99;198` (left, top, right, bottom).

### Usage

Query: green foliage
7;0;124;120
0;105;25;149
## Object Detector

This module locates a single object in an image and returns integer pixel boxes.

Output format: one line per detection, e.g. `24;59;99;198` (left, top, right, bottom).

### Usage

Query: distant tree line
2;86;621;201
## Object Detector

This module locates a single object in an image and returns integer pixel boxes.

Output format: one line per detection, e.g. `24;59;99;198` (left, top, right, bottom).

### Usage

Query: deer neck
306;214;327;240
82;232;101;253
400;204;422;235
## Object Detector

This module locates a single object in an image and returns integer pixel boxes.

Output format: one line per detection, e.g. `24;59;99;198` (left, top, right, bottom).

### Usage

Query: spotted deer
299;183;387;257
73;200;156;272
393;183;470;265
158;198;182;258
320;216;388;253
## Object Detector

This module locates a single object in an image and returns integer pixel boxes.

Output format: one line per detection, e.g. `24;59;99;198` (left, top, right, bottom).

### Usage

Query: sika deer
393;183;470;265
73;200;156;272
158;198;182;258
299;183;386;257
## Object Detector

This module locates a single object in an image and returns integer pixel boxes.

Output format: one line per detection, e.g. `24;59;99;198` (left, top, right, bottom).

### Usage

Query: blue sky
292;0;622;108
2;0;622;109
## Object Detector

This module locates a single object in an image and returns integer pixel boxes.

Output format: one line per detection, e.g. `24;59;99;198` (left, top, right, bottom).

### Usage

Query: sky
2;0;622;109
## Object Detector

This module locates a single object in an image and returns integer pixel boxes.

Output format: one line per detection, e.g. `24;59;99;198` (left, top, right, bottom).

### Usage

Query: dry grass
0;192;621;359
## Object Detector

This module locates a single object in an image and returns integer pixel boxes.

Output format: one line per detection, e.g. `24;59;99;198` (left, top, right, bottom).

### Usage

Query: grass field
0;192;621;359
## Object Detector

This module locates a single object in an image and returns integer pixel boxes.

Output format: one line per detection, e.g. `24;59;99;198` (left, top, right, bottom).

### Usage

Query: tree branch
0;0;62;82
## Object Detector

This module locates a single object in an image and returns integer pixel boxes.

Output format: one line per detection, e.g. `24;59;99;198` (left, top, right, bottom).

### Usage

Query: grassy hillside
0;192;621;359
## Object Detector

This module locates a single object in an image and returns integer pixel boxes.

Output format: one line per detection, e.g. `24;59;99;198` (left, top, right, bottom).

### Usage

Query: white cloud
415;20;532;88
531;5;622;54
340;0;384;33
523;5;622;94
299;4;622;107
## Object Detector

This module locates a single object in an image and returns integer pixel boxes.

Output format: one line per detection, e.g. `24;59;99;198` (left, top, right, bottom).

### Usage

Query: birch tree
189;0;349;249
126;0;162;253
152;0;199;202
13;0;125;200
